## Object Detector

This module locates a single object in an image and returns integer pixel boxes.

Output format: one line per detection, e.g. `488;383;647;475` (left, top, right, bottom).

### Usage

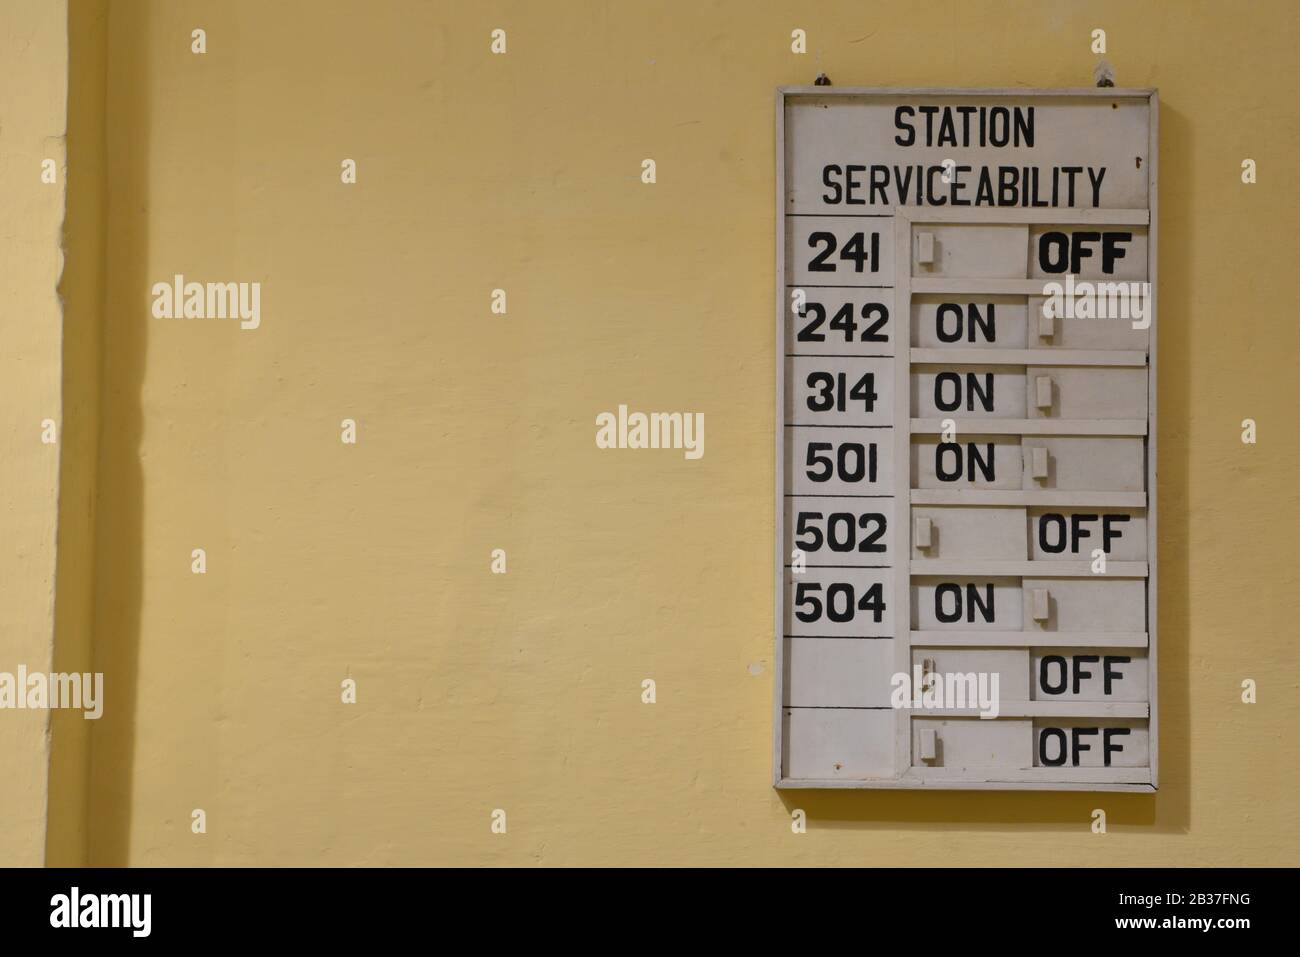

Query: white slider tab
1029;446;1049;480
1035;375;1053;410
1031;588;1050;621
917;231;935;265
920;729;938;762
914;516;933;549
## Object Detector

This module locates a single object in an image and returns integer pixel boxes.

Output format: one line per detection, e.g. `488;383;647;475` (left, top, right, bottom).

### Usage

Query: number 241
808;231;879;273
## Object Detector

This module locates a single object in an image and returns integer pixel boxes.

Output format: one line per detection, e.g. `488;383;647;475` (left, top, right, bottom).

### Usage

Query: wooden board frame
773;87;1158;792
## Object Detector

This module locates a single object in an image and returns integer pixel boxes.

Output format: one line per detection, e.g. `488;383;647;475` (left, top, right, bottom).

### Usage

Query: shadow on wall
777;102;1192;838
46;0;107;869
48;0;150;867
86;0;150;867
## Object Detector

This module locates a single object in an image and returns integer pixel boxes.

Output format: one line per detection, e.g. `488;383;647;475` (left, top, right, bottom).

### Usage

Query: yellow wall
40;0;1300;864
0;0;68;868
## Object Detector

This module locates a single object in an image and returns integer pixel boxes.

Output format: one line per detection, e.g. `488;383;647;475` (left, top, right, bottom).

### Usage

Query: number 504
793;581;886;623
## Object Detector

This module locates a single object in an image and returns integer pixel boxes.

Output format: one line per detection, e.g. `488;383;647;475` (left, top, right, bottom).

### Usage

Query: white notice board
774;88;1158;791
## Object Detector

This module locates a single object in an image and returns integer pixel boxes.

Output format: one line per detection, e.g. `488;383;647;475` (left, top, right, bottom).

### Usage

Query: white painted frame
774;87;1158;792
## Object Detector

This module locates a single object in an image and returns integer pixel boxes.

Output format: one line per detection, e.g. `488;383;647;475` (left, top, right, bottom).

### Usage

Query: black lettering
1015;107;1034;148
969;303;995;342
1071;727;1098;766
1102;513;1131;552
1073;655;1099;694
936;443;963;482
1102;232;1132;273
1040;655;1067;695
821;165;843;204
1038;231;1070;273
969;443;994;482
936;303;963;343
935;372;961;412
1039;513;1067;553
989;106;1010;147
1103;656;1130;695
1071;513;1098;553
1070;231;1101;273
894;107;916;147
1039;728;1067;766
967;373;993;412
935;583;962;623
967;583;994;623
869;165;889;205
1103;727;1131;765
845;164;867;205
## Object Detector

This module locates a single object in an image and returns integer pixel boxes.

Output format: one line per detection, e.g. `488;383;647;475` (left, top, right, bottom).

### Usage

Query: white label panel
911;295;1027;349
789;290;896;357
785;497;893;567
912;576;1023;631
1028;508;1147;561
1021;437;1145;491
909;648;1031;700
777;89;1156;791
912;718;1032;768
910;506;1027;560
1029;226;1149;281
784;637;896;707
912;435;1023;489
911;224;1028;277
786;216;895;288
1021;578;1145;633
783;708;896;779
786;426;895;496
912;364;1028;419
786;357;894;426
1033;720;1149;767
1032;649;1149;702
1026;296;1149;350
786;567;894;636
1027;366;1148;420
784;95;1151;213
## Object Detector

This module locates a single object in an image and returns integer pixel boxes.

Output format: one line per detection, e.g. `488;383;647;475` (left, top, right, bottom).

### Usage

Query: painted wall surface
0;0;68;867
43;0;1300;864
